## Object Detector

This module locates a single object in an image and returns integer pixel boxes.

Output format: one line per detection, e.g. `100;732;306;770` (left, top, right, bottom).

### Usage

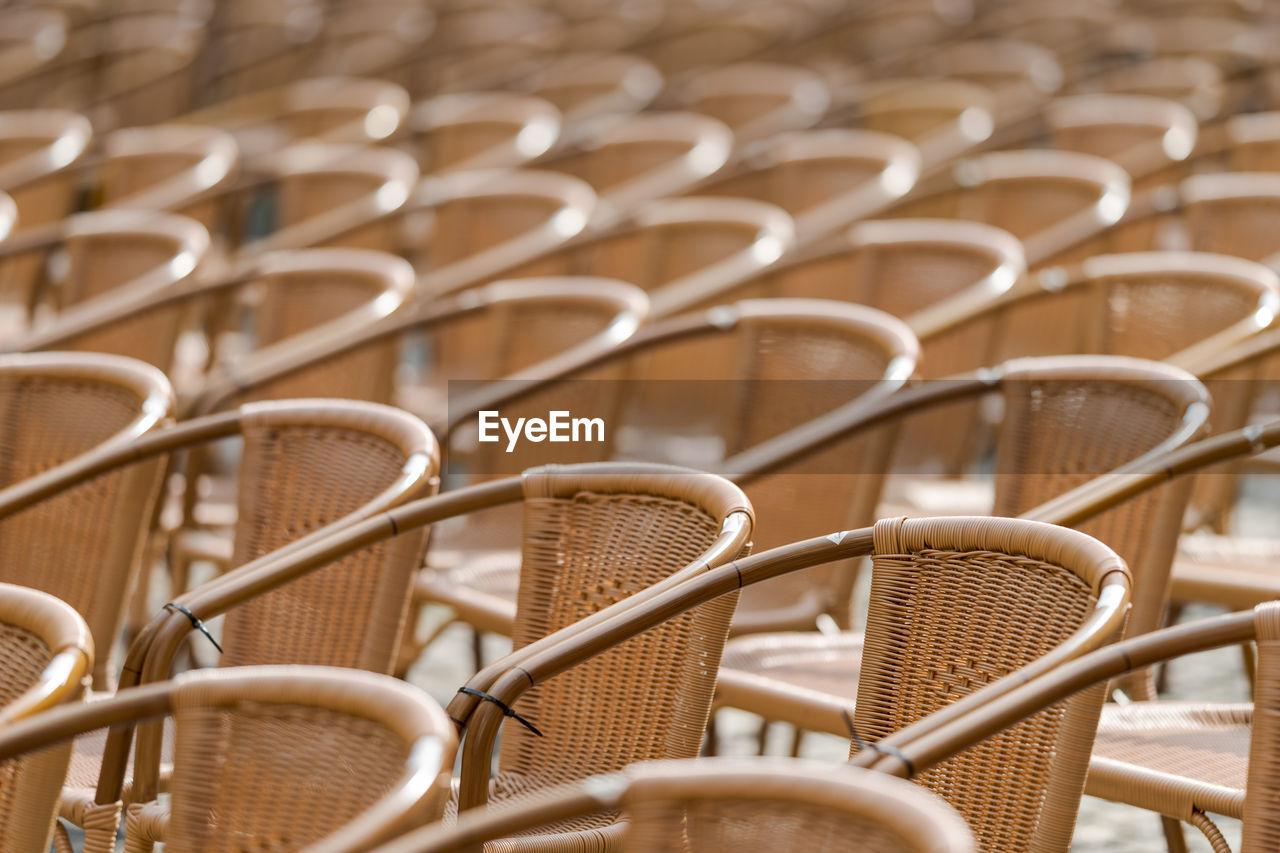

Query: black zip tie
458;687;543;737
842;710;915;777
164;603;224;654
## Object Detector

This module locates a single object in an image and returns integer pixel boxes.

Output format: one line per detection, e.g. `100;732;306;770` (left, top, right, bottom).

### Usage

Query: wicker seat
419;298;916;655
886;149;1130;266
0;352;172;687
116;462;753;852
0;666;457;853
443;515;1128;851
854;601;1280;852
508;195;794;317
685;128;920;242
370;757;975;853
714;356;1207;738
675;62;831;145
0;583;92;852
534;111;733;225
409;92;561;174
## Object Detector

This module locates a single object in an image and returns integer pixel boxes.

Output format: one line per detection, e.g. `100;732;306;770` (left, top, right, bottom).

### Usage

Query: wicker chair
416;298;916;658
1071;56;1227;122
19;398;438;852
407;168;597;296
684;128;920;243
886;149;1130;266
915;38;1064;121
712;356;1208;739
0;109;92;234
671;218;1024;332
675;62;831;144
409;92;561;174
1043;94;1199;189
97;123;239;232
0;666;457;853
0;9;71;111
533;111;733;225
441;515;1128;851
518;52;663;130
0;582;92;853
1224;111;1280;172
507;195;794;317
837;78;998;174
854;601;1280;852
369;757;975;853
0;352;172;688
111;463;752;853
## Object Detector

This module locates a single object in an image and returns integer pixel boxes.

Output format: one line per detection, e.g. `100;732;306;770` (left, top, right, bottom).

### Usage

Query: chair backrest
0;9;70;111
846;78;998;172
244;142;418;255
498;465;753;811
677;62;830;143
1045;93;1198;187
510;196;795;317
0;583;90;853
201;275;648;420
888;149;1130;266
0;109;91;230
537;111;733;222
522;52;663;127
410;91;561;174
851;515;1128;852
919;38;1064;118
10;246;409;389
217;400;439;673
98;123;239;231
922;251;1280;380
412;168;597;296
368;758;975;853
689;129;920;242
684;218;1024;333
1074;56;1226;121
1226;111;1280;172
0;353;172;685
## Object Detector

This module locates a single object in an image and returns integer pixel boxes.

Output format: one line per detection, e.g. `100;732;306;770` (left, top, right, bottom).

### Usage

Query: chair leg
1189;810;1232;853
755;719;770;755
1160;815;1190;853
1242;641;1258;694
702;710;719;757
471;626;485;672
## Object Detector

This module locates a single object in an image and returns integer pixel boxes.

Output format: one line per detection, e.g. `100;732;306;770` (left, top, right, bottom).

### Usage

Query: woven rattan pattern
0;375;152;682
166;701;407;852
853;548;1096;851
221;424;425;671
624;798;911;853
0;624;64;851
491;492;732;843
1187;197;1280;262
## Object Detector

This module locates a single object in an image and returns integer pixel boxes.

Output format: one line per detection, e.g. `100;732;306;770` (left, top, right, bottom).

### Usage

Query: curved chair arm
854;608;1259;779
456;518;1129;811
0;583;93;725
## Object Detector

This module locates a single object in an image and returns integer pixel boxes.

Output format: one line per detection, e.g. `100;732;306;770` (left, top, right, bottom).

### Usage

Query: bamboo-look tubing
454;524;1131;810
855;609;1258;779
0;583;94;725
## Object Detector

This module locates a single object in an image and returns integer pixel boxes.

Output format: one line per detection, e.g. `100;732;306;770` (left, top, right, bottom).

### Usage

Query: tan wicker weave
0;352;172;686
6;397;438;852
684;128;920;242
886;149;1129;266
504;193;796;317
409;91;561;174
0;109;92;234
841;78;998;173
1043;94;1198;189
0;666;456;853
521;52;662;128
853;603;1280;852
534;111;733;223
450;515;1127;851
714;355;1206;737
419;298;916;656
676;62;831;144
98;124;239;231
0;583;92;853
368;757;975;853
